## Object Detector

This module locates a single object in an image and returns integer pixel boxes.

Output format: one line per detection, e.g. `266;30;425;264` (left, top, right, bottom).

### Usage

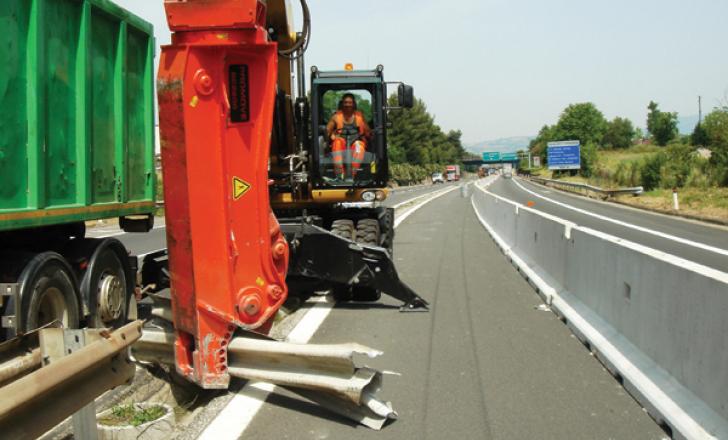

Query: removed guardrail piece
530;176;643;197
134;326;397;430
0;321;141;440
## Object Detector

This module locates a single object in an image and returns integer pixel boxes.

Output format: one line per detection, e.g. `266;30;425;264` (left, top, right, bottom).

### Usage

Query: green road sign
482;152;501;162
501;152;518;161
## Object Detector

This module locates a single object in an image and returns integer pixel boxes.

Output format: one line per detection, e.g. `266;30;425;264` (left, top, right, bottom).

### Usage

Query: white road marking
198;187;456;439
393;185;460;226
198;296;334;440
510;178;728;258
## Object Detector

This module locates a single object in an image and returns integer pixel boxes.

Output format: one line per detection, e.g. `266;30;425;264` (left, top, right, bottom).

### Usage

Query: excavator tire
353;219;382;302
351;286;382;302
330;219;355;241
355;219;380;246
332;284;353;302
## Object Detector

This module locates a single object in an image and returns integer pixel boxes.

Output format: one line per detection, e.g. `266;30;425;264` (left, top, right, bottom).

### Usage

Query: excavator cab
309;66;412;191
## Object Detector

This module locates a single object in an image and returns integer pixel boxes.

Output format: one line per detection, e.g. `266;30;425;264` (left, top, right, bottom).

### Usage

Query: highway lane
387;181;458;207
242;188;665;439
488;177;728;273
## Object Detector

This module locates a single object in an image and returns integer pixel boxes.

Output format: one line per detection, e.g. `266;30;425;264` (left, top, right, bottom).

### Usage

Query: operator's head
339;93;357;113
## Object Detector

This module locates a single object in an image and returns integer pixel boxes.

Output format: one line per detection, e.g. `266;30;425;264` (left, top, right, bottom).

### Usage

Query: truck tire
63;238;133;329
330;219;355;241
85;247;129;329
355;219;380;246
17;253;80;335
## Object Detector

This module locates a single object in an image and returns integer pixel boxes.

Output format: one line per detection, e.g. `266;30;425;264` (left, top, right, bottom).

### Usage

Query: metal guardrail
0;322;142;440
529;176;643;196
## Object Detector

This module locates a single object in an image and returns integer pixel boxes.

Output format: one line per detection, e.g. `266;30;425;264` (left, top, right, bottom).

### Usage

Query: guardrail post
40;329;102;440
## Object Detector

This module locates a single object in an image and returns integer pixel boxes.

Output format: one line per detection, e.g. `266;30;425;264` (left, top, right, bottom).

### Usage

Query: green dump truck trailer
0;0;155;339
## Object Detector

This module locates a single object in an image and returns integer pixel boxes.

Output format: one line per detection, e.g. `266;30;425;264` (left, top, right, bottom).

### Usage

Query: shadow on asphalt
334;302;400;310
263;389;360;428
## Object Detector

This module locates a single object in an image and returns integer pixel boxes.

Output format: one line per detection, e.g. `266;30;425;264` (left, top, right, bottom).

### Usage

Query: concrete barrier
472;179;728;440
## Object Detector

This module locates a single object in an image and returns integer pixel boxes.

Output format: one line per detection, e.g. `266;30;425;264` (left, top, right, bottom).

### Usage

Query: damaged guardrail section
471;180;728;440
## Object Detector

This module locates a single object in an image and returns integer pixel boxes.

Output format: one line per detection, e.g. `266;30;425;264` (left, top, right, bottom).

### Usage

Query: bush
640;153;666;191
614;160;641;187
709;147;728;186
662;143;694;188
579;142;599;178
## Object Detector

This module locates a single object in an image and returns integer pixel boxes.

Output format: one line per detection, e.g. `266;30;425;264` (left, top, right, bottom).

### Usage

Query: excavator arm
158;0;289;388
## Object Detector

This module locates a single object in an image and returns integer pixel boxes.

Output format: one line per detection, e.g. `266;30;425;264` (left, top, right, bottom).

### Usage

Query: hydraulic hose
278;0;311;59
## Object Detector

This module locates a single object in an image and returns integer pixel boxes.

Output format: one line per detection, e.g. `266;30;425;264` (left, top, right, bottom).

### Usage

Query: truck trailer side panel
0;0;155;231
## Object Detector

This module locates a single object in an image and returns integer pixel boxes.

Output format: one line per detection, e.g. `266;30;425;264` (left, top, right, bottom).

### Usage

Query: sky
115;0;728;145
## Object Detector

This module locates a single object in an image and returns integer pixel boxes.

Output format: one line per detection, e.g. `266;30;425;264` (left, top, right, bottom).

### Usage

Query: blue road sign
482;152;501;162
547;141;581;170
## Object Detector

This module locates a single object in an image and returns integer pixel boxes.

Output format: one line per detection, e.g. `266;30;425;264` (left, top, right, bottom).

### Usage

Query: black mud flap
281;222;429;312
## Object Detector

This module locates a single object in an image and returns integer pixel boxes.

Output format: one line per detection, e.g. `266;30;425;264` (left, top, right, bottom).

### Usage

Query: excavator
265;3;428;309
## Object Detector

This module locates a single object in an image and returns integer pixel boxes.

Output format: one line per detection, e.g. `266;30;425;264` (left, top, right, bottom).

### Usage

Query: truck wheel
18;253;80;334
355;219;380;246
85;247;130;329
331;219;355;241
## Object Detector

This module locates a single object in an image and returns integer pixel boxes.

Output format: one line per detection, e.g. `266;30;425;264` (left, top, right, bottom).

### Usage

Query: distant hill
466;136;535;155
465;115;697;154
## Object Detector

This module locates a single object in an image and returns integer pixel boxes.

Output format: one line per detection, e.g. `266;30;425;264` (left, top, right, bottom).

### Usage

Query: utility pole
698;96;702;123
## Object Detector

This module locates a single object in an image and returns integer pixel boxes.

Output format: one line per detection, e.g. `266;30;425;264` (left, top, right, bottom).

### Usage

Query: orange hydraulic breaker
157;0;289;388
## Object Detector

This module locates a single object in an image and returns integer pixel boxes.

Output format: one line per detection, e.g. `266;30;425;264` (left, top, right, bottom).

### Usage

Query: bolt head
268;285;284;300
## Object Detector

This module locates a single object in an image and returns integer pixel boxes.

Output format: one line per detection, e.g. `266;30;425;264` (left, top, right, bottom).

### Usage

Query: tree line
386;95;467;184
528;101;728;189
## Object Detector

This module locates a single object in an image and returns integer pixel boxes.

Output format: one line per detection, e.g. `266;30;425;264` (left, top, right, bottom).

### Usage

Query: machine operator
326;93;372;179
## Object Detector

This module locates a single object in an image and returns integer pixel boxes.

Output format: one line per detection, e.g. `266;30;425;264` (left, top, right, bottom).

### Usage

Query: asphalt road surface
242;188;665;439
387;181;457;207
488;177;728;273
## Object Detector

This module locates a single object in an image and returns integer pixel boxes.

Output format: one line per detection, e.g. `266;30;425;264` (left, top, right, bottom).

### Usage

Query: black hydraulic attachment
281;221;429;312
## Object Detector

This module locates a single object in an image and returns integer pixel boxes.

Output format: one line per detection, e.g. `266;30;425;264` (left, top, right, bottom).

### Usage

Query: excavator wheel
330;219;355;240
351;287;382;302
355;219;380;246
332;284;353;302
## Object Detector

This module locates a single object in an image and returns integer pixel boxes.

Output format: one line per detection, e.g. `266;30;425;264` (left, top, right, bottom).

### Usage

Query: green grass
595;144;660;170
539;145;728;221
98;404;167;427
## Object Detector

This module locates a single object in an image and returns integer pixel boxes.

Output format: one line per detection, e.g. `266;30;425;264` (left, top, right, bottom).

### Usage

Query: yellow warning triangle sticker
232;177;251;200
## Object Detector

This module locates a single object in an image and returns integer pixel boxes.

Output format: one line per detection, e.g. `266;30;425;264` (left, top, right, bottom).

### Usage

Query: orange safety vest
333;111;366;136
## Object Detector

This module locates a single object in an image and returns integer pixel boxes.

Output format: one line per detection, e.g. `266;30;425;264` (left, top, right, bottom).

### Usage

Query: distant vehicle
445;165;461;181
432;172;445;184
503;163;513;179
